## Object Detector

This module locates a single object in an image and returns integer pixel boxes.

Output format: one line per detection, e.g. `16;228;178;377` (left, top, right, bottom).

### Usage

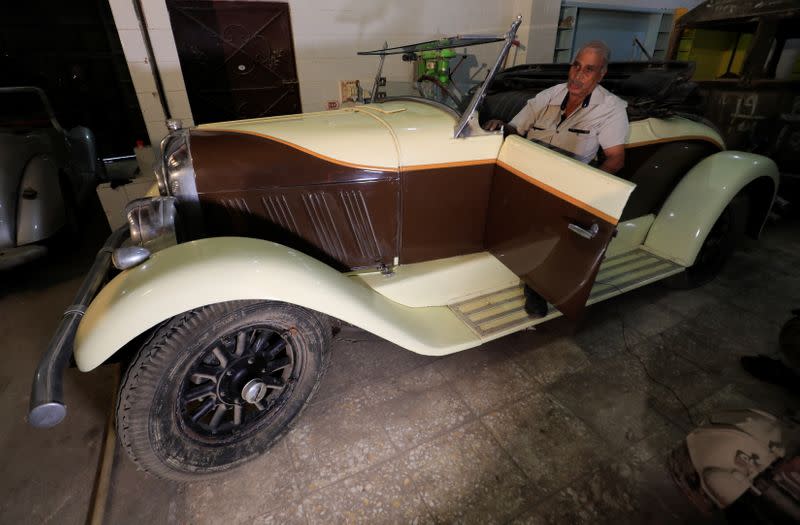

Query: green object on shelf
418;48;457;84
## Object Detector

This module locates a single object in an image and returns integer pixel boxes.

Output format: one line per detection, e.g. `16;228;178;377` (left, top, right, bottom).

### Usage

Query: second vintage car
30;17;778;481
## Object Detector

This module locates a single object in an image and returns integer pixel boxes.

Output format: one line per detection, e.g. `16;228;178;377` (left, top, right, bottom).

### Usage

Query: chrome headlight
159;130;196;199
112;197;178;270
126;196;178;250
154;161;168;196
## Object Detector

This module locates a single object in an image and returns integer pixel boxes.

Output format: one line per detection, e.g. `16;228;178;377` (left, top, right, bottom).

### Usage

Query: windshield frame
359;16;522;138
454;17;522;138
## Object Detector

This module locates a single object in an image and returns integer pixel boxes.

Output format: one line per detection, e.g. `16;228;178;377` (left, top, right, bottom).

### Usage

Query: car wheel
116;300;331;481
666;192;748;289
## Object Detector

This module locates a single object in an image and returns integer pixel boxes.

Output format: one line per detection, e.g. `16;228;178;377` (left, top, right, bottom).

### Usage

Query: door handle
568;222;599;240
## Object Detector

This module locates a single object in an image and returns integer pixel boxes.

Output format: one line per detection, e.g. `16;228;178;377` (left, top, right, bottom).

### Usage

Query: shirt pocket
526;126;554;143
563;128;599;162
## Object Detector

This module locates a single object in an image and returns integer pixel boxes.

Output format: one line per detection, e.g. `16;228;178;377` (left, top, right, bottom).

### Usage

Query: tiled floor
3;202;798;524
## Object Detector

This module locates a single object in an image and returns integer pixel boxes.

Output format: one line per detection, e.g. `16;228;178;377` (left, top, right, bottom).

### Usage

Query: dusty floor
2;197;799;524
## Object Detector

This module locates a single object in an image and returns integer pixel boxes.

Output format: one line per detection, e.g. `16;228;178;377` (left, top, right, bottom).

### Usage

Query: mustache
568;79;584;89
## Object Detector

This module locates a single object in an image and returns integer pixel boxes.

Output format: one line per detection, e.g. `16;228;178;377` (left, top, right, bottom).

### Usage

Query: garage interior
2;0;800;523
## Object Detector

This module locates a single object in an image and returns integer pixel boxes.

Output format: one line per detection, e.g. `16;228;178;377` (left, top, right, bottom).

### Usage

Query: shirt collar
560;90;592;110
553;82;606;108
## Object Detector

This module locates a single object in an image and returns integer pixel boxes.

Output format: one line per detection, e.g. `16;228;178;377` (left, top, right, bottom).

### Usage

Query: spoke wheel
179;326;295;441
117;301;330;481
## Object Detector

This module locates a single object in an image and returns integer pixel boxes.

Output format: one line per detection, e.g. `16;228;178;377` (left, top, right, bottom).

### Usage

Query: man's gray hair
577;41;611;71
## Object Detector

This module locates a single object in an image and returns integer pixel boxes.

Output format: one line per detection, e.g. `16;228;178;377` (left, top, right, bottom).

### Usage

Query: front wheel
116;301;330;481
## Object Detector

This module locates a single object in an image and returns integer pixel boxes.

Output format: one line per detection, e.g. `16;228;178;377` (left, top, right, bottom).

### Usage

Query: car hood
195;99;503;172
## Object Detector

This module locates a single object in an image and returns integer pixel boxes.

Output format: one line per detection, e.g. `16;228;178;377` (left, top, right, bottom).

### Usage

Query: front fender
74;237;479;371
644;151;778;266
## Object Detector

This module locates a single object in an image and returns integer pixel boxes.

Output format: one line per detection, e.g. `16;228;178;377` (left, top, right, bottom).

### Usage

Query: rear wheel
666;193;748;289
116;301;330;481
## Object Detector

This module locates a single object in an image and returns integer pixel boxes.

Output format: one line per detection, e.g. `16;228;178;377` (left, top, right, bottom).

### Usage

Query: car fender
17;154;66;245
644;151;778;266
74;237;480;371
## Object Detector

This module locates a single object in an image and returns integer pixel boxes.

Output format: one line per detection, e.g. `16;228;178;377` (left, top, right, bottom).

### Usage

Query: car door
486;136;635;319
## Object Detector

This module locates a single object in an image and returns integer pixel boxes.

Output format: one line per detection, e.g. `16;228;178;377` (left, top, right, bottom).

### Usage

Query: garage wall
288;0;518;112
107;0;703;147
109;0;190;147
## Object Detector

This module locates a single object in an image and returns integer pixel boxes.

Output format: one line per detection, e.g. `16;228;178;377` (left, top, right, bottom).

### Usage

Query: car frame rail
28;226;129;428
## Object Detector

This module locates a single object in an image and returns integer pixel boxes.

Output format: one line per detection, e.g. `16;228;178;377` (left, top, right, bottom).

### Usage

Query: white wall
288;0;519;111
108;0;704;145
108;0;193;146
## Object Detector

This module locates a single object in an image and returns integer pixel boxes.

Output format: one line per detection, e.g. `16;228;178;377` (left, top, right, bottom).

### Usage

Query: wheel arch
74;237;479;372
741;175;777;239
643;151;778;267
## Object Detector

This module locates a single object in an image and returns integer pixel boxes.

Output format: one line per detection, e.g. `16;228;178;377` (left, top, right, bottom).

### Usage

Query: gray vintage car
0;87;101;270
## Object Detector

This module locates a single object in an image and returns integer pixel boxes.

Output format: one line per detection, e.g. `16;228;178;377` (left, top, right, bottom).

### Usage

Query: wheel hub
217;355;270;405
178;327;295;438
242;379;269;404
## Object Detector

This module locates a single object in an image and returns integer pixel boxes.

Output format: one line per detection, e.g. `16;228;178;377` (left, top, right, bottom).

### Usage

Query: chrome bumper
28;226;129;428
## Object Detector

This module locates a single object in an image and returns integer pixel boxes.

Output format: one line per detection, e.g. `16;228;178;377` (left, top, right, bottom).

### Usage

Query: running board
449;248;685;338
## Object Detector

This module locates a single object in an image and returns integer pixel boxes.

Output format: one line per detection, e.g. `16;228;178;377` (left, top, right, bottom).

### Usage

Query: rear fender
74;237;479;371
644;151;778;266
17;154;66;245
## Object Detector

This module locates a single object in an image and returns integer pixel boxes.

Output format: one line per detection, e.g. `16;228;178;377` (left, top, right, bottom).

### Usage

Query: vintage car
0;87;102;270
29;18;779;481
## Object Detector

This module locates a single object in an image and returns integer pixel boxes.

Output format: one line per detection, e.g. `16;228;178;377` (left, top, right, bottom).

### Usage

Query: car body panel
73;236;482;371
16;153;65;245
0;129;64;248
399;161;495;263
497;136;636;223
358;102;502;167
200;101;504;170
354;251;520;308
198;108;400;171
626;117;724;149
644;151;779;266
487;136;635;318
606;214;655;258
190;129;400;270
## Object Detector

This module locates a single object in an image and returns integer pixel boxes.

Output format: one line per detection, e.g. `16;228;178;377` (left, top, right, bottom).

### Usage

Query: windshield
358;17;522;137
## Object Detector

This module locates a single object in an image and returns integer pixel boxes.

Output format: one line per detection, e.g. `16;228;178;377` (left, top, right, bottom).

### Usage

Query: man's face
567;48;606;99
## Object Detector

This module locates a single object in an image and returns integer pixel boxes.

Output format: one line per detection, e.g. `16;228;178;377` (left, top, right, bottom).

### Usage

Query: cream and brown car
29;18;779;481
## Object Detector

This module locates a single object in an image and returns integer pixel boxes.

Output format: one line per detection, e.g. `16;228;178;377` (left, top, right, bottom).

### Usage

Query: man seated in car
483;41;628;174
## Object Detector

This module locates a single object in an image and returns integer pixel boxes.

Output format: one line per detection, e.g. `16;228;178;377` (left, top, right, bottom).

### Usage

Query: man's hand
483;119;505;131
599;145;625;174
483;119;518;136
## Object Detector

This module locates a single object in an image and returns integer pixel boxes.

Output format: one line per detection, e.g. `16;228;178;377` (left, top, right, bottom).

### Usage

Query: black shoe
523;285;548;317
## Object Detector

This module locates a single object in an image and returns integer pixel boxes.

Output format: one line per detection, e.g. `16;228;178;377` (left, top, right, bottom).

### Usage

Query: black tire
666;192;748;289
116;301;331;481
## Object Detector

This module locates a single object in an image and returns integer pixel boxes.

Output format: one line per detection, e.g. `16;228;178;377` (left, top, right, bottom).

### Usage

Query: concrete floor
2;197;799;524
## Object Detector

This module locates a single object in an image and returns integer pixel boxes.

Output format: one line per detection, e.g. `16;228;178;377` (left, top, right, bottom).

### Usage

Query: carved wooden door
166;0;301;124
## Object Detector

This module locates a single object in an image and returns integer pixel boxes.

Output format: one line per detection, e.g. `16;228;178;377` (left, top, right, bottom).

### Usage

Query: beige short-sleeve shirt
508;83;629;164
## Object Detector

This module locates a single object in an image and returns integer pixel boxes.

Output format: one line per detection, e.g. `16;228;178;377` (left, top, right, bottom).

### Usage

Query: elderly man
484;41;628;174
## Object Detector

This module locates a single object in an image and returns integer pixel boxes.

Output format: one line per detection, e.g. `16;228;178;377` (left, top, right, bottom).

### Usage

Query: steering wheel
415;75;462;107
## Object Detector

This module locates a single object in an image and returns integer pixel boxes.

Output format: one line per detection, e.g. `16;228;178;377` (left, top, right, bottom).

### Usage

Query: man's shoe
523;284;548;317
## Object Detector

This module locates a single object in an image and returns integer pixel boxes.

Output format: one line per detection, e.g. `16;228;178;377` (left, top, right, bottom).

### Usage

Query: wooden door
166;0;301;124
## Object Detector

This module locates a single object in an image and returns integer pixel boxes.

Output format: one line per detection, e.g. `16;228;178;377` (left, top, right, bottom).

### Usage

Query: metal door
486;136;635;319
166;0;302;124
